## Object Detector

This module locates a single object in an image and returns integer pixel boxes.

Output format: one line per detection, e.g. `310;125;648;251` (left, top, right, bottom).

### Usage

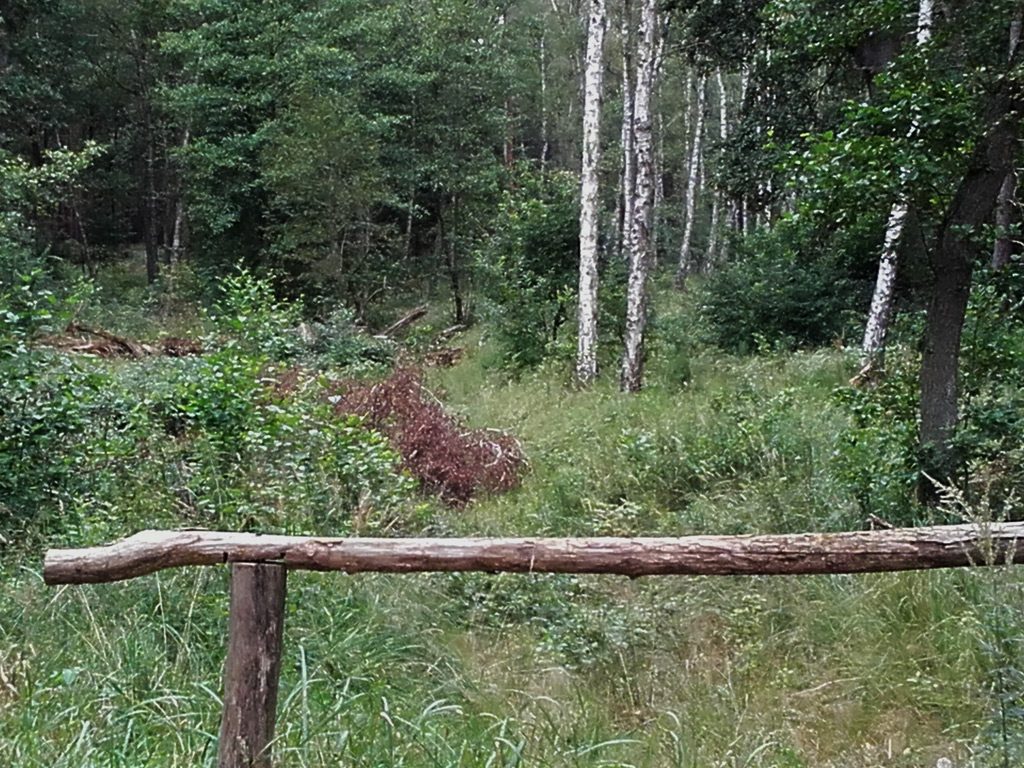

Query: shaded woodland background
3;1;1024;765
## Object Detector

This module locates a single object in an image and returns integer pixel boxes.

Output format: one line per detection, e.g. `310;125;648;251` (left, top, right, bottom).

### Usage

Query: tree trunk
706;69;729;268
991;170;1017;270
675;72;707;288
144;108;160;285
437;206;464;325
576;0;607;386
859;0;935;371
170;198;186;261
651;30;666;263
170;129;189;262
860;201;909;371
447;240;464;325
499;12;515;169
405;190;415;260
540;31;550;173
614;0;636;261
991;10;1022;271
919;66;1023;498
620;0;658;392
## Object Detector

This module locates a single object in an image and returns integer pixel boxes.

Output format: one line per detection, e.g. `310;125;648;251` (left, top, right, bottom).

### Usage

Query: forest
2;0;1024;764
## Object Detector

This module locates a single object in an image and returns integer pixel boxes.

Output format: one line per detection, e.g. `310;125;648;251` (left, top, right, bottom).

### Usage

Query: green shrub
209;266;304;360
299;305;395;372
830;348;923;524
0;345;415;544
475;169;579;369
699;224;868;353
955;275;1024;515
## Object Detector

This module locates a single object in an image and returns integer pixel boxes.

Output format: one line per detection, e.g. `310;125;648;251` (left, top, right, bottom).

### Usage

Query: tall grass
3;287;1024;766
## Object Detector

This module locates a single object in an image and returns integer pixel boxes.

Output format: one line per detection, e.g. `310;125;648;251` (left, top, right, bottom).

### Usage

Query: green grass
3;279;1024;766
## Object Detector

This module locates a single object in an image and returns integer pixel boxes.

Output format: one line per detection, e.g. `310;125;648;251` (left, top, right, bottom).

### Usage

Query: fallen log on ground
381;305;428;337
43;325;204;358
65;323;147;358
44;522;1024;585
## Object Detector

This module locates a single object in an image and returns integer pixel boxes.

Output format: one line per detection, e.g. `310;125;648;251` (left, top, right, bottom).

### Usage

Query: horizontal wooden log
43;523;1024;585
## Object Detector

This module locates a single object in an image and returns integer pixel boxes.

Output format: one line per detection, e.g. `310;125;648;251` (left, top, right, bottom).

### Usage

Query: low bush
830;347;923;524
699;223;869;353
0;270;420;544
297;305;395;372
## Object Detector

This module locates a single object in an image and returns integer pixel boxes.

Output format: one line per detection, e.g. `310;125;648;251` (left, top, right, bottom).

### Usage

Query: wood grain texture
43;523;1024;585
217;563;286;768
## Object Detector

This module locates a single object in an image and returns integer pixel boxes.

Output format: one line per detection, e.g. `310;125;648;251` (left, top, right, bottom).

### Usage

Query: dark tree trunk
447;241;464;325
918;70;1023;499
437;205;464;325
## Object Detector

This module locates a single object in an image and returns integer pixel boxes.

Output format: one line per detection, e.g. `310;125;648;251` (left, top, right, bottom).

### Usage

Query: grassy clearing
3;285;1024;766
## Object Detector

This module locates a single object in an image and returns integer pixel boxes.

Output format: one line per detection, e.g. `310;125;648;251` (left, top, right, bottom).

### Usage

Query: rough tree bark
217;563;286;768
918;52;1024;498
991;9;1022;271
675;72;707;288
43;524;1024;584
576;0;607;385
859;0;935;373
620;0;659;392
614;0;636;260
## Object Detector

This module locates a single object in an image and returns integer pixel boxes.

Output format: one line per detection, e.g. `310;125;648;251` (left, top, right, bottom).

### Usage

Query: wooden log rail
43;523;1024;585
42;523;1024;767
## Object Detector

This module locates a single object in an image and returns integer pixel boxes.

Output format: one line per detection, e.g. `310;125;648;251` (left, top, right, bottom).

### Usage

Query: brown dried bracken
328;367;525;505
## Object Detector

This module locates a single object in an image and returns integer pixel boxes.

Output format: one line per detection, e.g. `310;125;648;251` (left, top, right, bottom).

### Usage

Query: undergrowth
3;273;1024;766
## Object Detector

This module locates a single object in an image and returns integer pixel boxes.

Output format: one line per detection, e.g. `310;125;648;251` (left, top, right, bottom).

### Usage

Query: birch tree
620;0;658;392
540;32;551;174
675;72;707;288
706;69;729;268
859;0;934;373
614;0;636;260
576;0;607;385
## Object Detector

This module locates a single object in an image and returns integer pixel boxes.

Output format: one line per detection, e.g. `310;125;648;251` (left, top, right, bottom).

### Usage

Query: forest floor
2;263;1023;767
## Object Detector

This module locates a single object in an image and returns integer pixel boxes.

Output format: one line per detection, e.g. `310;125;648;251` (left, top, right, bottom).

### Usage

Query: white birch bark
859;0;934;371
992;10;1022;270
620;0;658;392
576;0;607;385
733;66;750;235
540;32;550;173
651;29;666;263
675;72;707;288
615;0;636;260
172;127;190;259
706;69;729;268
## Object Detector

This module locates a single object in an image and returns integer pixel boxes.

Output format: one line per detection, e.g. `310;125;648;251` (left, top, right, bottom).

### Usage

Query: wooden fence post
217;563;287;768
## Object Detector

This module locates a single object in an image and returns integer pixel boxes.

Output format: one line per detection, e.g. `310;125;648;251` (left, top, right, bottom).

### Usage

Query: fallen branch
382;306;428;337
44;522;1024;585
66;324;146;358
